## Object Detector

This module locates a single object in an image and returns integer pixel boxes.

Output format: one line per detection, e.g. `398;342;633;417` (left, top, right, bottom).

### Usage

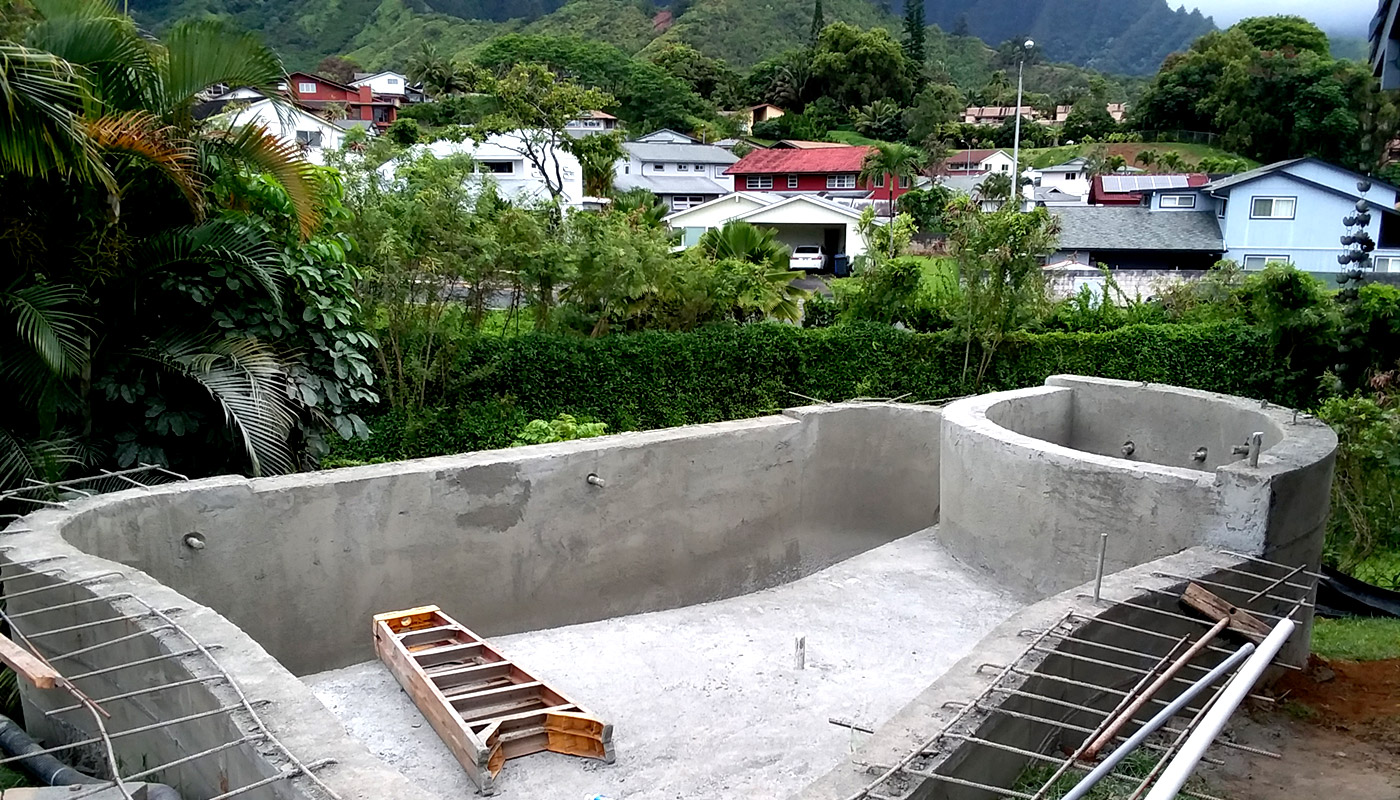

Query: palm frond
1;280;91;378
158;19;286;122
0;43;110;185
25;3;157;114
202;123;321;238
0;426;86;493
86;110;202;211
145;334;300;477
131;220;285;311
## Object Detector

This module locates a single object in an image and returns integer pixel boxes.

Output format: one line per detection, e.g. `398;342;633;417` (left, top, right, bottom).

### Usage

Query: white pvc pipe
1059;641;1254;800
1142;618;1295;800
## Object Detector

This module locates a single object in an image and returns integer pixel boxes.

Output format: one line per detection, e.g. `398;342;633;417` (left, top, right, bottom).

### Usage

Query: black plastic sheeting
1316;565;1400;619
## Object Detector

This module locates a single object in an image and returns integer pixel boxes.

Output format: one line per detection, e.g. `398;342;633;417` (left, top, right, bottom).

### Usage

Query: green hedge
328;322;1288;464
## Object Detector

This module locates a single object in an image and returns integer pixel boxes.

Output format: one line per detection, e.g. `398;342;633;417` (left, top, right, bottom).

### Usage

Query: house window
677;164;690;171
387;77;399;85
1242;254;1290;270
1217;199;1228;218
1066;172;1077;180
1001;164;1009;171
671;196;706;211
479;161;513;174
827;174;856;189
787;175;799;189
653;164;665;172
693;164;705;171
1374;255;1400;273
683;227;705;247
899;175;911;189
571;119;603;129
1161;194;1197;209
747;176;773;190
297;81;317;94
1250;197;1296;219
873;174;885;188
294;130;323;148
624;166;630;174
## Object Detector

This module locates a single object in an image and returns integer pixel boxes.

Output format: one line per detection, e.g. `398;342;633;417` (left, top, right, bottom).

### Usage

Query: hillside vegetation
128;0;1213;75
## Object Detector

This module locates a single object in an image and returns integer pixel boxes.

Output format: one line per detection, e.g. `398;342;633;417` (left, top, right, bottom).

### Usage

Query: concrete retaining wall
52;403;942;676
940;376;1336;608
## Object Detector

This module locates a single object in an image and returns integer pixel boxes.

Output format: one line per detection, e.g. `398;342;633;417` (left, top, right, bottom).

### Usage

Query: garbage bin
832;254;851;277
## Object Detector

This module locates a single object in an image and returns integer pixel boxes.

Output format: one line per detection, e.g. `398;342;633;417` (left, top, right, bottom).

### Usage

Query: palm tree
860;142;927;255
1156;151;1188;173
1135;149;1160;172
697;222;805;322
1;1;330;482
975;171;1014;206
406;43;461;98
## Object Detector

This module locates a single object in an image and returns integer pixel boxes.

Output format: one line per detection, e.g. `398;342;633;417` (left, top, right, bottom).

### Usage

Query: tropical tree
975;171;1014;206
1135;149;1160;171
860;142;927;253
852;99;907;141
1156;150;1189;172
406;42;462;97
696;222;805;323
1;0;374;485
565;131;626;198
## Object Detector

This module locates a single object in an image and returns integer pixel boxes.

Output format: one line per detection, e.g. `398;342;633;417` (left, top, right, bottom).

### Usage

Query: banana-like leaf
145;335;300;477
86;110;201;211
158;19;287;123
1;280;91;378
202;124;321;238
0;43;111;186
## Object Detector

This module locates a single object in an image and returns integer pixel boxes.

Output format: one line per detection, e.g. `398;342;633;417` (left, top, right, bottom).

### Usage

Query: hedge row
328;322;1290;464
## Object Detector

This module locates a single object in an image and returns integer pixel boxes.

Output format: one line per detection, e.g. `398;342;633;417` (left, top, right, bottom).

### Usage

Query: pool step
372;605;614;795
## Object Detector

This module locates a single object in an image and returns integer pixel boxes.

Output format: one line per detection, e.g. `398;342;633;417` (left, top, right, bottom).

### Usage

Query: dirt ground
1198;656;1400;800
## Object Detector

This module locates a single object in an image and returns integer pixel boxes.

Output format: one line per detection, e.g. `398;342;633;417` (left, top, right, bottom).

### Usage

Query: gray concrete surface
940;376;1336;603
305;527;1023;800
55;403;943;675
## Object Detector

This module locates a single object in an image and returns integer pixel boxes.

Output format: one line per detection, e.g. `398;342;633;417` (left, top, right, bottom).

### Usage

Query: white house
384;132;586;208
349;71;411;98
615;129;739;212
939;149;1017;175
564;110;619;137
221;99;346;165
663;192;883;261
1033;157;1090;202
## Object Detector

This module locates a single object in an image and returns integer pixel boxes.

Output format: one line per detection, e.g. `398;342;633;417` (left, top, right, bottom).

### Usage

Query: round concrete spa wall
939;375;1337;598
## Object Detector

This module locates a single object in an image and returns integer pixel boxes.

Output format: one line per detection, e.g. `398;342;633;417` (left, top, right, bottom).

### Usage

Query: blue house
1052;159;1400;276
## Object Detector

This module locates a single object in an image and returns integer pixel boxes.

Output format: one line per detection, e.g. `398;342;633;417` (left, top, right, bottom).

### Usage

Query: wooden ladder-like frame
373;605;614;794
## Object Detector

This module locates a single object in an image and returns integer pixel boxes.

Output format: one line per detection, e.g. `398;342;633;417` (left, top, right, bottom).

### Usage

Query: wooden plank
0;633;59;690
1180;582;1271;644
374;605;612;794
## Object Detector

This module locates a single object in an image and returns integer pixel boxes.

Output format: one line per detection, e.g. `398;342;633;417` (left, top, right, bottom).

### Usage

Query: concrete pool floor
304;527;1022;799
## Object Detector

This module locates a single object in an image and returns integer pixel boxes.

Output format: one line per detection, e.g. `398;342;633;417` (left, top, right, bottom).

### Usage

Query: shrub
331;322;1288;463
512;414;607;446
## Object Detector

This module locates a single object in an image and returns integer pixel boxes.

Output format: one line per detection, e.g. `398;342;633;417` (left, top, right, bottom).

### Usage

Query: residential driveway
790;273;833;295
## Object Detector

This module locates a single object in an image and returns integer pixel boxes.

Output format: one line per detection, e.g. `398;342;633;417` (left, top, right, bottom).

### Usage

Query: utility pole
1011;38;1033;211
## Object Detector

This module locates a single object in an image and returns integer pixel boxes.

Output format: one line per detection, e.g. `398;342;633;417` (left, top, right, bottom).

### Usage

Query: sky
1178;0;1373;36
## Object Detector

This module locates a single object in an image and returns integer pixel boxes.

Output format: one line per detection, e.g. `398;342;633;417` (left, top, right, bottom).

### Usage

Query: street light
1011;38;1033;211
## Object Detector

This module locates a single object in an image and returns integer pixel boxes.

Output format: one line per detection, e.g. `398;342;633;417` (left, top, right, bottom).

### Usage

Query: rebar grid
0;566;341;797
848;553;1317;800
0;464;188;522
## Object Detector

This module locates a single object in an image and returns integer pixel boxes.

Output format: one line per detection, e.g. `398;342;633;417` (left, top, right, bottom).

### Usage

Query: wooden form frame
373;605;614;795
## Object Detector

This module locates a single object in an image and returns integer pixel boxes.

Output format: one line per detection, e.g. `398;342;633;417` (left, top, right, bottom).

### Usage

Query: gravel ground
304;527;1020;800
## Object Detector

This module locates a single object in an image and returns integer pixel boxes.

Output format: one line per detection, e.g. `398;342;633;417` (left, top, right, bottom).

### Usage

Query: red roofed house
1089;174;1209;206
280;71;399;131
724;145;915;200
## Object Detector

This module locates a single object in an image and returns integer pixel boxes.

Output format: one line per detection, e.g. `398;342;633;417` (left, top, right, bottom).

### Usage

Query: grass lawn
1312;616;1400;661
826;129;884;147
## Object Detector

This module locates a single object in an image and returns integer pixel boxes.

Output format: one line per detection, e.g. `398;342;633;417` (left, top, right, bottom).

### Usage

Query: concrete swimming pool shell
0;376;1336;800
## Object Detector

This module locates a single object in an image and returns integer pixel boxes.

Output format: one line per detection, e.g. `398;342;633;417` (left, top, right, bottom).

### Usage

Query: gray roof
1052;207;1223;252
1034;186;1081;204
334;119;373;131
1038;157;1088;173
1199;158;1305;192
622;141;739;165
615;174;731;196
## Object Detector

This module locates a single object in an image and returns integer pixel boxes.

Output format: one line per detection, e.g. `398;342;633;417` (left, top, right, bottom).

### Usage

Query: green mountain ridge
127;0;1214;75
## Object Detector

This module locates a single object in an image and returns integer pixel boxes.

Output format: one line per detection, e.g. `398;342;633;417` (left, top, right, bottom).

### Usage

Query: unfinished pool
0;377;1338;800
